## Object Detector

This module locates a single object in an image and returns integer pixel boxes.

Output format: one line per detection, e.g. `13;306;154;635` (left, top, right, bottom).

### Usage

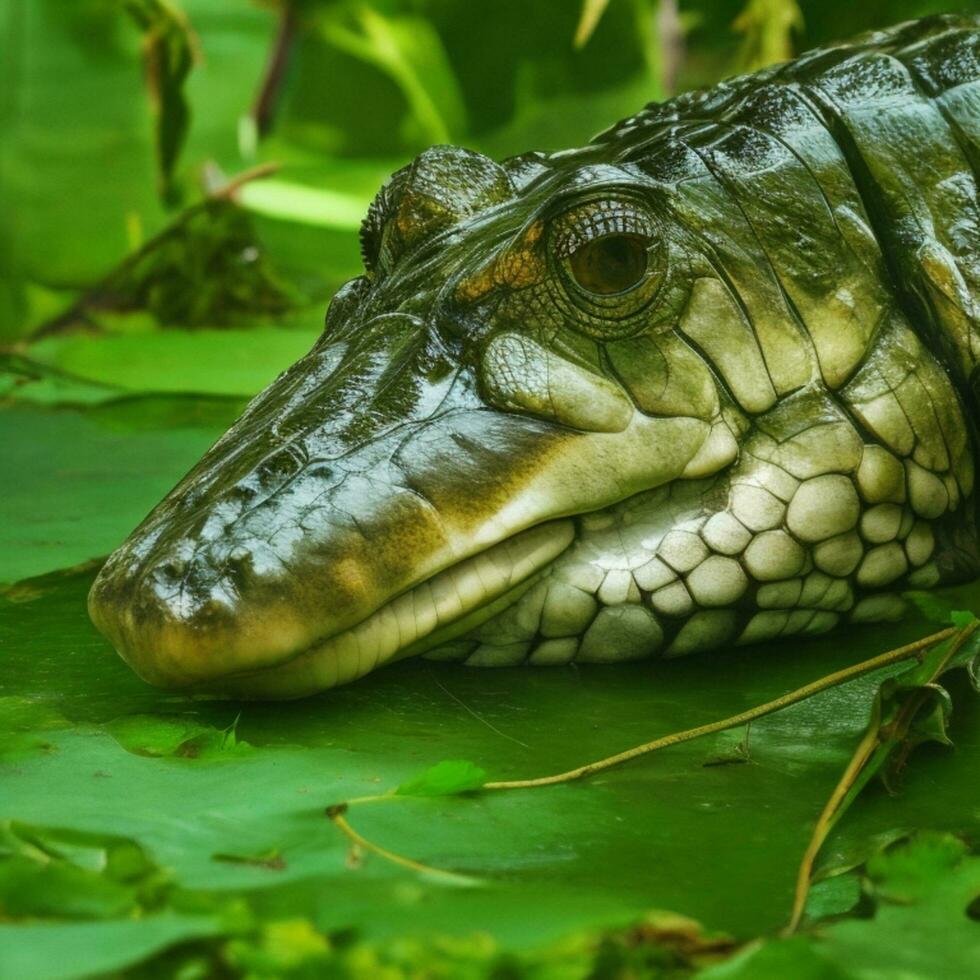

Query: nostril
150;560;186;589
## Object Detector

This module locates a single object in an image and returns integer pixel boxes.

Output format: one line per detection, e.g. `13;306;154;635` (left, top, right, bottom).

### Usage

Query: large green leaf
703;833;980;979
317;5;467;148
2;560;979;976
0;916;233;980
23;327;318;398
0;400;242;583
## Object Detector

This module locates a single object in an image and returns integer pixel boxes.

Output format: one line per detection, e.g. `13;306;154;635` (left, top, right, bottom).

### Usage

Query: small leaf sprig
326;616;980;913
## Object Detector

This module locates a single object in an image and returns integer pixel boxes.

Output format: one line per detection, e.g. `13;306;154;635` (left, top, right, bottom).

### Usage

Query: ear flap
360;146;513;275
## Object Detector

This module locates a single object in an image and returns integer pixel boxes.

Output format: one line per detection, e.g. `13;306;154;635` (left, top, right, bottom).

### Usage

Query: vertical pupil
570;234;648;294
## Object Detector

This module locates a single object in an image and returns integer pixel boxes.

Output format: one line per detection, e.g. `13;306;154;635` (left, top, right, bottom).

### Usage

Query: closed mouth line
211;518;576;696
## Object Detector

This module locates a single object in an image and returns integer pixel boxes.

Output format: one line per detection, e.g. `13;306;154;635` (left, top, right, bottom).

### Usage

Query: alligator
89;15;980;699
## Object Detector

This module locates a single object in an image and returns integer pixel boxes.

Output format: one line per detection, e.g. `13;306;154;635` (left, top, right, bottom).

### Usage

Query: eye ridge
568;233;649;296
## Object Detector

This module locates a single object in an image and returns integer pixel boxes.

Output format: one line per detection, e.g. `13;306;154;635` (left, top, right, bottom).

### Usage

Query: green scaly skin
90;15;980;699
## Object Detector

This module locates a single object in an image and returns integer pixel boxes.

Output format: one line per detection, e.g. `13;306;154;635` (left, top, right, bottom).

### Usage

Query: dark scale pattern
89;16;980;697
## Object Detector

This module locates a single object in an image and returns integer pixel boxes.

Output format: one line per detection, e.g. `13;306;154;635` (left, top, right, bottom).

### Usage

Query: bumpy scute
89;16;980;698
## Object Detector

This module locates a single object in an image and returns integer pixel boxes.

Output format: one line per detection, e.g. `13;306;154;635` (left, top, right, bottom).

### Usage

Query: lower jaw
205;519;575;700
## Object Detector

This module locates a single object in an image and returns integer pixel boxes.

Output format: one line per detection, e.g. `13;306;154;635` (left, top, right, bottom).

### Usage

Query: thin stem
784;620;978;934
484;628;955;791
214;161;281;200
251;1;297;139
784;718;881;935
326;805;474;884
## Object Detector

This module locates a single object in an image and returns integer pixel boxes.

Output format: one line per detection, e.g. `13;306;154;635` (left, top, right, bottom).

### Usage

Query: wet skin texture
91;16;980;698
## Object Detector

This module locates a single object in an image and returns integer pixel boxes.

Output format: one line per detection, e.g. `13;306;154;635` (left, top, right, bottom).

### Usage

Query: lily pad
2;562;980;977
705;833;980;979
24;327;319;399
0;400;242;583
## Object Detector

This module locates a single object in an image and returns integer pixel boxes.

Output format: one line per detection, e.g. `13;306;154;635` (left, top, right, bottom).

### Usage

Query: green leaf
318;7;466;148
698;934;849;980
0;916;231;980
0;855;138;921
801;872;862;921
703;833;980;979
574;0;612;49
105;714;252;759
949;609;978;629
0;564;980;976
731;0;804;72
122;0;199;206
24;327;317;398
3;561;980;976
238;177;371;231
0;400;242;583
395;760;488;798
0;822;161;920
823;834;980;976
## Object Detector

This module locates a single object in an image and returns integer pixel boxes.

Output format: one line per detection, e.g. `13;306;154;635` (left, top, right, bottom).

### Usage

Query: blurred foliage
122;0;199;207
2;0;953;348
317;4;467;147
43;197;299;333
731;0;803;71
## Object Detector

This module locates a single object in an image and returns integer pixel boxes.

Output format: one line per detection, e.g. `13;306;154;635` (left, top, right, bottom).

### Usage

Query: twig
783;714;881;935
212;161;282;201
321;626;961;890
483;628;955;790
784;620;978;934
251;1;297;140
326;803;474;884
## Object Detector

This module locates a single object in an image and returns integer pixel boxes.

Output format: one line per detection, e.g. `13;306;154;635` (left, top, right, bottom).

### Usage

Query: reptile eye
568;234;648;295
550;196;664;338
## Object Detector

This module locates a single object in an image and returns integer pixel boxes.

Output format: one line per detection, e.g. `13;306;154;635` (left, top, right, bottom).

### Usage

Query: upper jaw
197;518;577;700
89;407;719;696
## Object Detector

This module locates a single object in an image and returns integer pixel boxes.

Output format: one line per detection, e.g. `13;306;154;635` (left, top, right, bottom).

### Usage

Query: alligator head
89;131;975;698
